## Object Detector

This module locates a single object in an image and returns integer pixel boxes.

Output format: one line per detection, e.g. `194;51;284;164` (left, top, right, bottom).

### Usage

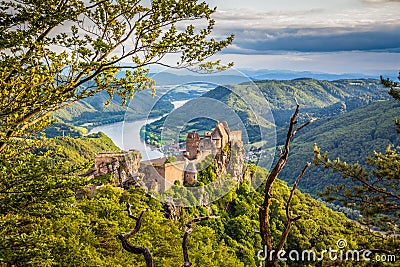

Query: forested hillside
53;90;174;128
43;132;121;165
5;1;400;266
253;78;386;109
280;99;400;195
2;133;394;266
2;158;393;266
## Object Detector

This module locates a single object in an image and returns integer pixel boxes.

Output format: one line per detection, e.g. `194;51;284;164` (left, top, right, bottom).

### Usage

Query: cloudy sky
204;0;400;75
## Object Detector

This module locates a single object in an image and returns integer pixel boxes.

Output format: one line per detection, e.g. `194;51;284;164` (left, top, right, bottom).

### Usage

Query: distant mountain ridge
148;72;251;85
239;69;398;81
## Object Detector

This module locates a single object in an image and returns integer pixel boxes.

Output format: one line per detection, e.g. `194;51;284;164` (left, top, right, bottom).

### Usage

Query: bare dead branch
286;163;311;221
259;104;300;255
292;118;317;138
276;163;311;255
258;104;313;267
118;204;153;267
182;216;219;267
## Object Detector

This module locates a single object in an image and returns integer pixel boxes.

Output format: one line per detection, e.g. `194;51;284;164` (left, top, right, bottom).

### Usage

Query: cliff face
84;150;142;187
216;138;245;182
228;140;245;183
83;131;246;197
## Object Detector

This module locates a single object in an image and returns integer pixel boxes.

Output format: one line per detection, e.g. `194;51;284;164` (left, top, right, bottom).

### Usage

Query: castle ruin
185;121;242;159
145;121;243;188
83;150;142;187
84;121;243;192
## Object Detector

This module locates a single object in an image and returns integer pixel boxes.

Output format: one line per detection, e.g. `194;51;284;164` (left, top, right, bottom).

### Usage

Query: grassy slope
44;132;120;165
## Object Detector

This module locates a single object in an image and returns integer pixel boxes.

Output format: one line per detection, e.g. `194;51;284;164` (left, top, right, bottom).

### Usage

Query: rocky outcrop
83;150;142;187
228;140;245;183
214;138;245;183
164;199;181;220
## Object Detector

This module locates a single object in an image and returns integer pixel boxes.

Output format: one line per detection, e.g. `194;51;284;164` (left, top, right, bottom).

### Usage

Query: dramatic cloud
182;0;400;76
201;1;400;74
222;26;400;53
210;1;400;54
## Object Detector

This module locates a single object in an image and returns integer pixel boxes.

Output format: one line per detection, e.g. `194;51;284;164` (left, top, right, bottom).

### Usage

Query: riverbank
88;100;190;161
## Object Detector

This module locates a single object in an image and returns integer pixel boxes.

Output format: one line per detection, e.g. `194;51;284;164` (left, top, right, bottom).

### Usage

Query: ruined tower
211;121;229;150
184;161;197;185
185;131;200;160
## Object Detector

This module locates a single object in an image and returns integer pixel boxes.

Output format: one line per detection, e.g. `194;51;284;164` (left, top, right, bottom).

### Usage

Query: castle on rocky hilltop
84;121;243;192
185;121;242;161
140;121;242;188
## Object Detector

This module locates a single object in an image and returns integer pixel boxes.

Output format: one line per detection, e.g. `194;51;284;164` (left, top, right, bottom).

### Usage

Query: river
89;100;188;161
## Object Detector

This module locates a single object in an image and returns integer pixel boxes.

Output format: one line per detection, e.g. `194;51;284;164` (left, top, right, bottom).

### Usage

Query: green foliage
0;132;118;265
0;0;234;152
381;72;400;132
164;155;177;164
90;172;114;185
43;132;120;166
314;144;400;228
208;169;398;267
44;122;88;138
309;74;400;232
0;150;87;265
196;155;217;185
1;137;397;265
0;6;233;262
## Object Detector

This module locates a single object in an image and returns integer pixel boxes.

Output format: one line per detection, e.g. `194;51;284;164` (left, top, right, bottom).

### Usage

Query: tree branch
182;216;219;267
259;103;313;267
118;203;153;267
276;163;311;255
259;104;299;254
292;118;317;138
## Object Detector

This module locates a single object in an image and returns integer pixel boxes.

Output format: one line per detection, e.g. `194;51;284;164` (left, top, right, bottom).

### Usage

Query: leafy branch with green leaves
0;0;234;154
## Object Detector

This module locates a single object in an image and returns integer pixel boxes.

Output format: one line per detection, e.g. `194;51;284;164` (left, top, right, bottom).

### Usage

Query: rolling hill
52;90;174;128
280;99;400;195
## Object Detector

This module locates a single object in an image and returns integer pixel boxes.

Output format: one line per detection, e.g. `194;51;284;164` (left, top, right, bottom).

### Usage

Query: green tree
314;73;400;230
164;155;177;164
0;1;233;264
0;0;234;154
381;72;400;132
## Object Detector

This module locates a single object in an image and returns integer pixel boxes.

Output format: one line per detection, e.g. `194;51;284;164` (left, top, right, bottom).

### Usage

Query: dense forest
2;134;395;266
282;99;400;194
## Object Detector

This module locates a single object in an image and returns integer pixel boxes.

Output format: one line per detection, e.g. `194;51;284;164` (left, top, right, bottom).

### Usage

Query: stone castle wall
164;161;185;186
186;131;200;160
229;130;242;143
